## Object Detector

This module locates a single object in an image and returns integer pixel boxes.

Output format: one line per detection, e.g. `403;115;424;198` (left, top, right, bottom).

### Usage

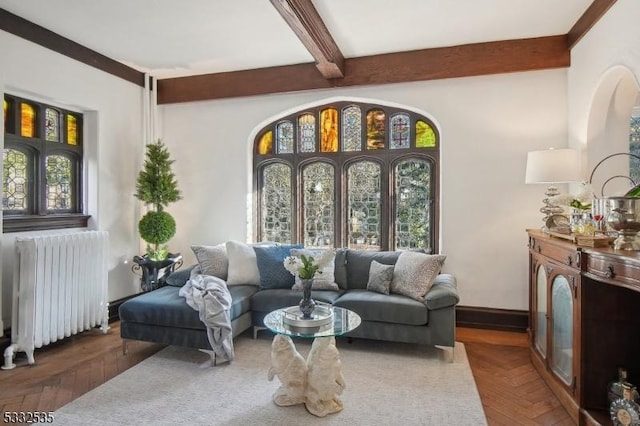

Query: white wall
0;30;146;330
568;0;640;184
162;70;569;310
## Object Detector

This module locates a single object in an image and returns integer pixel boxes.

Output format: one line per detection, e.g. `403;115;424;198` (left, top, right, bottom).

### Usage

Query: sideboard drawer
586;253;640;289
530;236;581;269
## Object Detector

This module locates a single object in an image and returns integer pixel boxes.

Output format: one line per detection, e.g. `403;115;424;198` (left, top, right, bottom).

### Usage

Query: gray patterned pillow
390;252;446;301
191;244;228;280
366;260;394;295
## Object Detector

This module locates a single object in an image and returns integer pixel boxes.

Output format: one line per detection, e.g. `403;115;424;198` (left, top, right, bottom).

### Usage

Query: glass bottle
609;368;640;405
577;211;596;236
610;383;640;426
570;209;582;234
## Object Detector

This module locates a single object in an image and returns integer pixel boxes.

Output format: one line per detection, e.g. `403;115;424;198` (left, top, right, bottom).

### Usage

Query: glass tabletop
263;305;361;339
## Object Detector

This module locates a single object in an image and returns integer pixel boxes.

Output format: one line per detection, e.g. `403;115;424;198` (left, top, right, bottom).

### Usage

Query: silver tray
282;303;333;328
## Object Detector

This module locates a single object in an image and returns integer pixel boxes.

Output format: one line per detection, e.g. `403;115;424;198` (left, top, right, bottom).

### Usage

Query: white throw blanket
179;272;234;365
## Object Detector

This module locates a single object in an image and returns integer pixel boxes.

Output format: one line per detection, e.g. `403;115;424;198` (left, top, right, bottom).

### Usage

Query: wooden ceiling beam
567;0;618;48
269;0;345;79
0;8;145;86
158;36;569;104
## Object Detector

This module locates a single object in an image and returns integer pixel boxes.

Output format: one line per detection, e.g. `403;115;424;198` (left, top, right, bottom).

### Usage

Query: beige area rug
53;334;487;425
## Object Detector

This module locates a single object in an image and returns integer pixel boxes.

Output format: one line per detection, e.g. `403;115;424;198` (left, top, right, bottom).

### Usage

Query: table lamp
525;148;581;226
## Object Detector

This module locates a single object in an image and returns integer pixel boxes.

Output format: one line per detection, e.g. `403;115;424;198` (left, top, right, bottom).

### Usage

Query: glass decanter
609;368;639;405
610;383;640;426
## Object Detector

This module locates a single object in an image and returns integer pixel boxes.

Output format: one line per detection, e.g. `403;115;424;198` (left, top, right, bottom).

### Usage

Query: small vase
298;278;316;319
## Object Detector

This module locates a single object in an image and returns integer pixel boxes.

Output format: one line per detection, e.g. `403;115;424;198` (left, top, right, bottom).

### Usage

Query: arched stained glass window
366;109;386;149
276;120;294;153
46;155;73;211
342;105;362;151
302;163;334;248
390;113;410;149
45;108;60;142
347;161;381;250
395;159;432;251
298;113;316;153
254;100;439;250
258;131;273;154
320;108;338;152
21;102;35;138
260;162;292;243
416;120;437;147
2;148;29;211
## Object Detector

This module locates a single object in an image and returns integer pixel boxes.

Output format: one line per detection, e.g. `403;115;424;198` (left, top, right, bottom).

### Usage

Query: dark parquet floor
0;324;574;425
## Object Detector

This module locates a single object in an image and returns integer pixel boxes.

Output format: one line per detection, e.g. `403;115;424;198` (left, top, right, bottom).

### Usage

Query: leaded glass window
302;163;334;248
366;109;385;149
21;102;35;138
45;108;60;142
390;113;410;149
67;114;78;145
254;100;439;251
260;163;292;243
46;155;73;211
258;131;273;154
3;94;85;230
276;121;294;154
347;161;381;250
320;108;338;152
342;105;362;151
298;113;316;153
2;149;29;211
395;159;432;251
416;120;437;148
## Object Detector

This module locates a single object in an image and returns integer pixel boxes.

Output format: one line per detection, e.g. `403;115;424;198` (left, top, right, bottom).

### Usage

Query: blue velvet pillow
253;244;303;289
163;265;196;287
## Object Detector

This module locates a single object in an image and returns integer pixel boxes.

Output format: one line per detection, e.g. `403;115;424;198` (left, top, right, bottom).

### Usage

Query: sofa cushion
251;288;343;314
345;250;402;290
164;265;196;287
119;285;257;329
225;241;277;286
191;244;228;279
254;244;303;289
334;248;348;289
366;260;394;295
390;252;446;302
333;290;428;326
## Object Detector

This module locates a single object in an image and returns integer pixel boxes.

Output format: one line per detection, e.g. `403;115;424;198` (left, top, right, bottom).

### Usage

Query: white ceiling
0;0;593;79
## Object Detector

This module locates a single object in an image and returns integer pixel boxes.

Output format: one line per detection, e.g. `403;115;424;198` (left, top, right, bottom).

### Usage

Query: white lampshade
525;148;581;184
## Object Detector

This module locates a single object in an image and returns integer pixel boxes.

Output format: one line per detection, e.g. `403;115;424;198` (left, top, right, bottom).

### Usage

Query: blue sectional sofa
119;246;460;354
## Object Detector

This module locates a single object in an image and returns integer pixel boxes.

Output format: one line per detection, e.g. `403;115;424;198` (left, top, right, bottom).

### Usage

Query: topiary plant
134;140;182;261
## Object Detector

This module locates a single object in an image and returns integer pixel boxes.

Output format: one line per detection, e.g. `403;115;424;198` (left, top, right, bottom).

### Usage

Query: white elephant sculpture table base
268;335;347;417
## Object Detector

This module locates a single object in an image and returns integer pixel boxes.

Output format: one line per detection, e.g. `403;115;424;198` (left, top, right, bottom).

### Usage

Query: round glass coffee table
264;305;361;417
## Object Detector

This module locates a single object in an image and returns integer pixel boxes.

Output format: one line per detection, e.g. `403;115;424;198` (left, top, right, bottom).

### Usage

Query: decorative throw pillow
390;252;446;302
225;241;265;286
164;265;197;287
289;248;338;290
191;244;228;280
366;260;394;295
254;244;303;290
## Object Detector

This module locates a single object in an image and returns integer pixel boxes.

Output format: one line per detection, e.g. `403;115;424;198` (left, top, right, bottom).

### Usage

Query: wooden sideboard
527;229;640;425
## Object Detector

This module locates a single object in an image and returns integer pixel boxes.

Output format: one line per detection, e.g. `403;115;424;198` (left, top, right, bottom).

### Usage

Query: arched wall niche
587;66;640;197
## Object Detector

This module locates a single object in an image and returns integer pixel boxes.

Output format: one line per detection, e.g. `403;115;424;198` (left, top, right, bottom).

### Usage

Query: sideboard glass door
534;264;548;358
550;275;573;385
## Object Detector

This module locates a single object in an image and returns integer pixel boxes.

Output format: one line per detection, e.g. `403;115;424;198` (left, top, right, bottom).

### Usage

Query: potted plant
133;140;182;290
